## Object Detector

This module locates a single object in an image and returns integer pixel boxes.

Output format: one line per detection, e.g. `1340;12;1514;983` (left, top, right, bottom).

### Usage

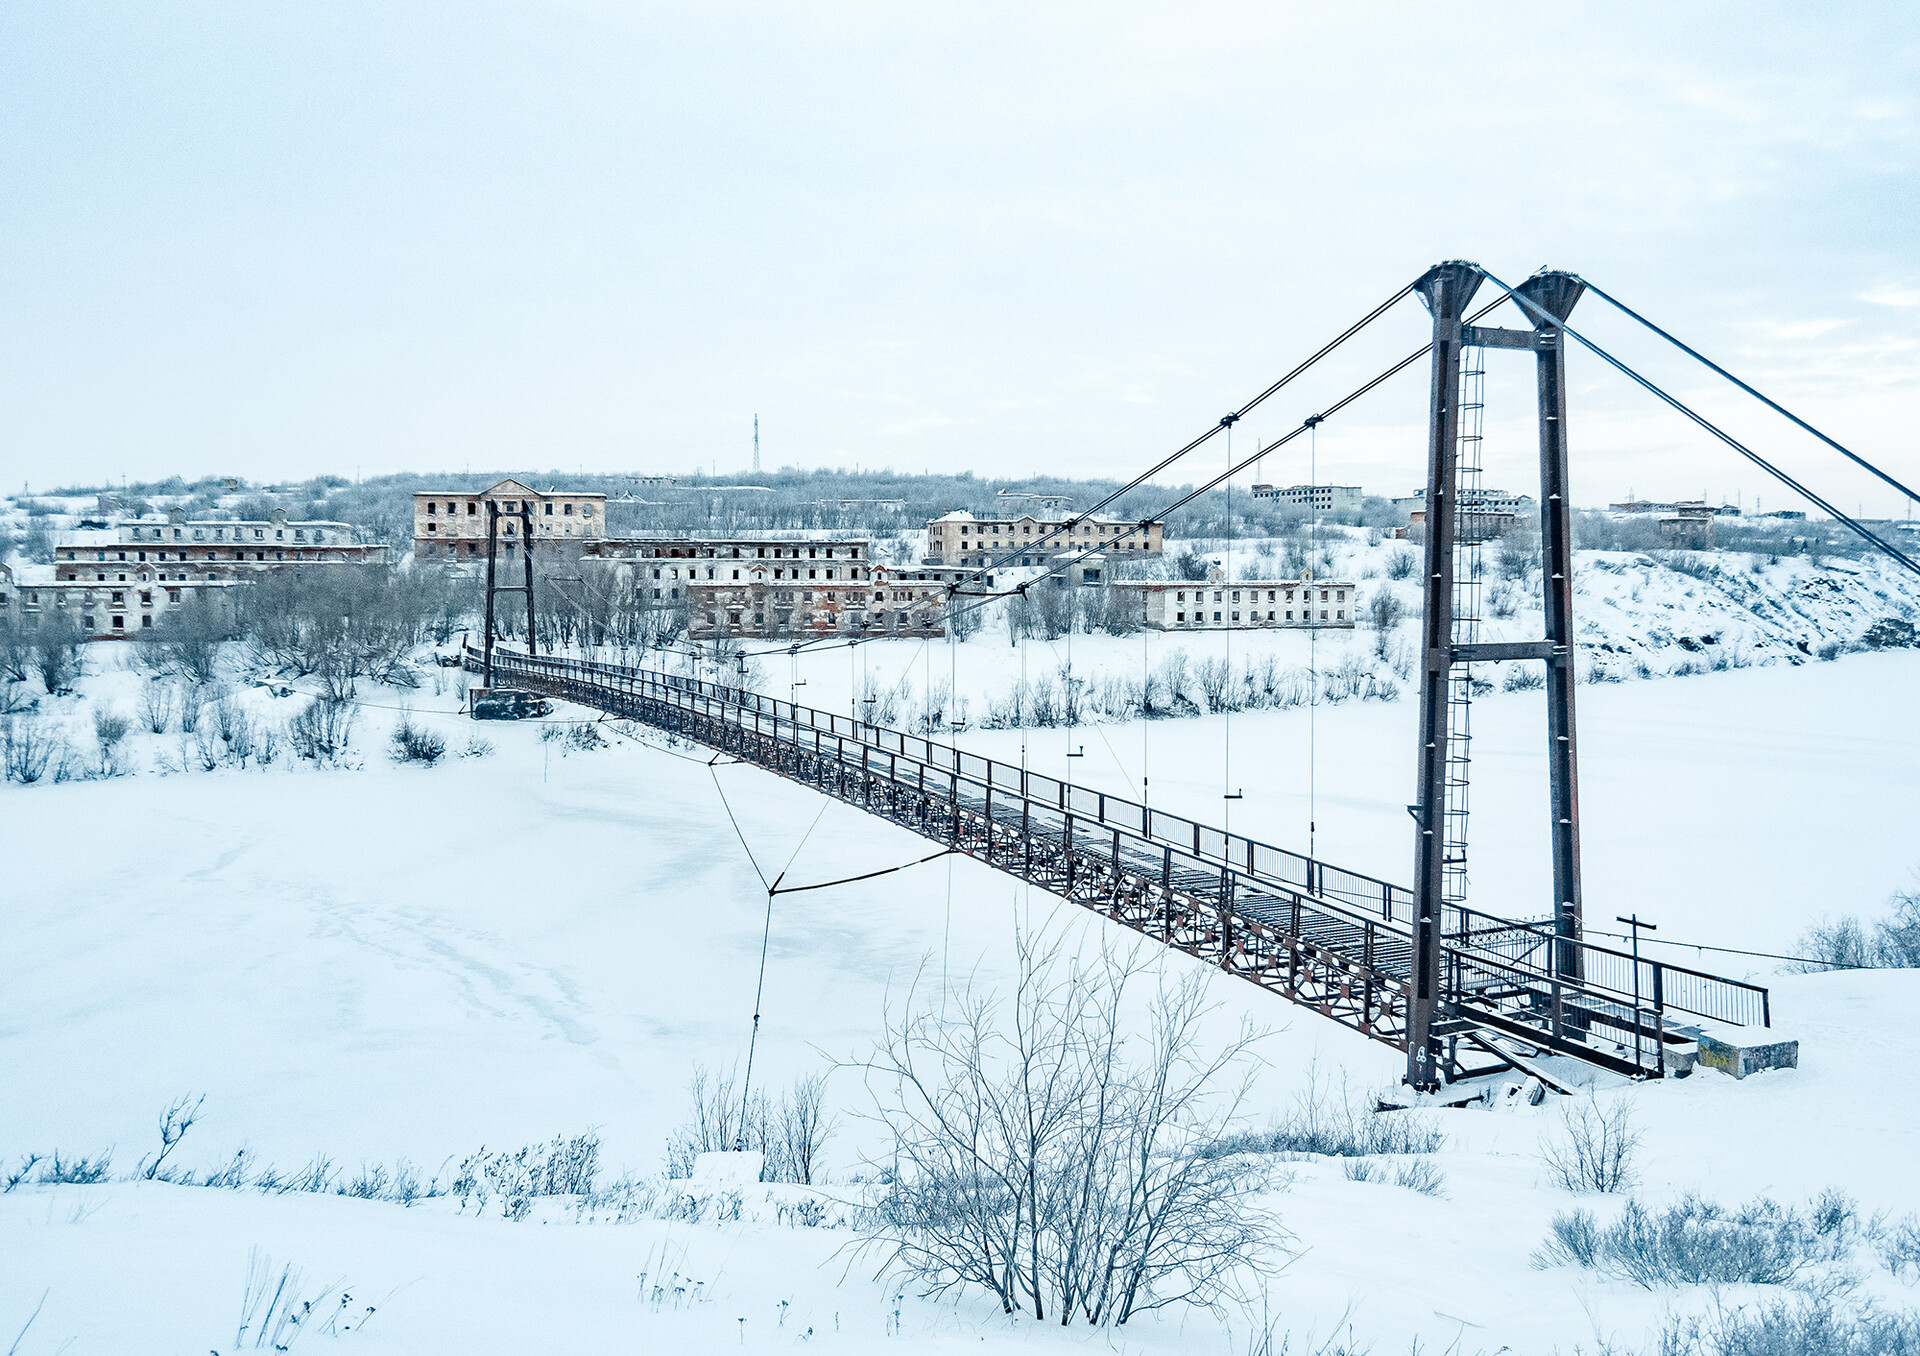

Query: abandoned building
687;561;948;639
28;506;386;639
584;537;873;608
1250;483;1365;513
925;511;1164;566
57;507;383;574
1112;566;1355;630
3;558;240;638
412;479;608;560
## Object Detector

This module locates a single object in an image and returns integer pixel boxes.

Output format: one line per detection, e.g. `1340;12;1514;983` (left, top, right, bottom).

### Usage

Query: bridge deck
473;645;1770;1081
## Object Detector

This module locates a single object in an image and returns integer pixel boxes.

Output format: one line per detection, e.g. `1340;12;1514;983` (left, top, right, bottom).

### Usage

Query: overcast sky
2;3;1916;515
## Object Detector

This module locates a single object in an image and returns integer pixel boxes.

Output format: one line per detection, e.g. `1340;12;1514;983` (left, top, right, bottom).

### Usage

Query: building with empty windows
33;506;384;638
1112;567;1354;630
1250;483;1365;514
583;537;874;609
56;509;384;579
925;511;1163;566
687;560;947;639
3;559;240;639
412;480;607;561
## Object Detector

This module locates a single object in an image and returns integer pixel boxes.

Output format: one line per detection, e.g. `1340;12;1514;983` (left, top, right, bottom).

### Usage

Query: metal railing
469;644;1772;1070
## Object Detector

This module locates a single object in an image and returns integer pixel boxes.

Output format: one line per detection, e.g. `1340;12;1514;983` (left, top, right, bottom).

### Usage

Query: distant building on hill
1609;498;1722;547
925;511;1163;566
1392;485;1527;539
29;506;384;639
1250;483;1364;514
688;561;952;639
1112;564;1354;630
412;479;607;561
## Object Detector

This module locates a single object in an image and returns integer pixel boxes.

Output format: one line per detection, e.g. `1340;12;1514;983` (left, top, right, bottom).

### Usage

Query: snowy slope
4;648;1920;1352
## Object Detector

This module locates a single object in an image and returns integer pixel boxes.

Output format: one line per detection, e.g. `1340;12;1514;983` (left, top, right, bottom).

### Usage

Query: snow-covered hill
4;649;1920;1352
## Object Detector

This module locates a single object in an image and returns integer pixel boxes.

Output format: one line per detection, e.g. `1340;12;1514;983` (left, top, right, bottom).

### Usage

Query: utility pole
753;414;761;474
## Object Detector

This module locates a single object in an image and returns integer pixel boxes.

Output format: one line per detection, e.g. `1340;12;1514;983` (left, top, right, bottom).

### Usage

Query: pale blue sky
2;3;1916;515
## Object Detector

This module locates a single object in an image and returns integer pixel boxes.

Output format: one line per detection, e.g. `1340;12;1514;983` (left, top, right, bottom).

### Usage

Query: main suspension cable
936;279;1419;593
776;292;1510;660
719;287;1497;662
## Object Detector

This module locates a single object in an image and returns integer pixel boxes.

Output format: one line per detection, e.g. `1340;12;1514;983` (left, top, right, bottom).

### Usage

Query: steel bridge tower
1407;262;1588;1089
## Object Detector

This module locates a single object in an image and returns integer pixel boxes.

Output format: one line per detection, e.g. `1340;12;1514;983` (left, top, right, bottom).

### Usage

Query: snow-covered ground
764;534;1920;733
4;636;1919;1352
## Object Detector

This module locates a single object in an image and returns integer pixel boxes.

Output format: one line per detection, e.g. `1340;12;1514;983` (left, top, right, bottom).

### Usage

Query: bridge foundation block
1696;1029;1799;1080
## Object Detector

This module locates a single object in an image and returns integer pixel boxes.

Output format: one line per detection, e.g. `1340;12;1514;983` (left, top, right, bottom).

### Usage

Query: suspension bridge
471;260;1916;1090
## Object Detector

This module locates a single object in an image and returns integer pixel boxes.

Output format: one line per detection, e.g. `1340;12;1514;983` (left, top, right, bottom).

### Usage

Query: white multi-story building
583;537;873;608
687;561;945;639
925;511;1163;566
28;507;385;639
1250;483;1365;513
1112;566;1354;630
4;559;239;639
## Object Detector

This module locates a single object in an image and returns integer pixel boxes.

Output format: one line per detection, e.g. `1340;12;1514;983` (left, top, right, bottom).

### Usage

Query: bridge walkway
471;645;1770;1081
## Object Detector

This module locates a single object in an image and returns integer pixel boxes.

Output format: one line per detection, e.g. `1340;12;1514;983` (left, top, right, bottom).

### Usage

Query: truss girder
471;646;1769;1080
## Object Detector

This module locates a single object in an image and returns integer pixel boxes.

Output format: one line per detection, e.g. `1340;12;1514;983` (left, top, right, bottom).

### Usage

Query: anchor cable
1480;270;1920;579
1578;278;1920;507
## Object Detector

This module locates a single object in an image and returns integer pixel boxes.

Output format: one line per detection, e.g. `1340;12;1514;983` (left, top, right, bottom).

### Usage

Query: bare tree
1539;1095;1641;1194
32;613;84;694
663;1064;835;1184
0;621;30;684
138;592;235;684
140;680;177;734
139;1094;205;1180
237;565;453;692
856;931;1280;1326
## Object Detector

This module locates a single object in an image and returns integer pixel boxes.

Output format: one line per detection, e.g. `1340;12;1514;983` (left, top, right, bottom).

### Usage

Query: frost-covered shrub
1504;664;1546;692
32;614;84;694
140;680;176;733
1205;1069;1442;1160
92;709;130;752
288;696;356;763
1658;1295;1920;1356
663;1066;832;1186
1367;589;1407;632
1876;1213;1920;1282
1392;1158;1447;1197
1539;1096;1639;1193
188;723;222;772
38;1150;112;1185
2;713;58;784
1862;617;1916;650
1535;1191;1865;1290
864;938;1278;1326
390;712;447;765
454;1132;603;1221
